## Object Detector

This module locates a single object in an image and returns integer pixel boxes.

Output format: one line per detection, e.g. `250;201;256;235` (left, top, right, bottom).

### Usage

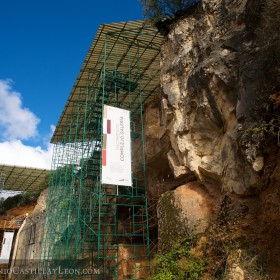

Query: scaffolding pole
40;21;163;280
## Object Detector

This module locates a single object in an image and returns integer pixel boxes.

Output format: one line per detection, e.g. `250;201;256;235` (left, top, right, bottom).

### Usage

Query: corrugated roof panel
0;165;50;193
52;20;165;143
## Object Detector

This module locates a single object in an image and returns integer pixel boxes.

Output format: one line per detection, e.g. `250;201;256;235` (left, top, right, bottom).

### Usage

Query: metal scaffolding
40;21;164;279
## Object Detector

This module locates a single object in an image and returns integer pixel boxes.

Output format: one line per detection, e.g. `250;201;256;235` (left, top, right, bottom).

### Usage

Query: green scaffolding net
40;20;164;280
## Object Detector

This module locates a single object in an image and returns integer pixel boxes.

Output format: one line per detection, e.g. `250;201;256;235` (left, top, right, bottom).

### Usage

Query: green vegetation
0;174;49;215
139;0;200;22
0;191;41;215
157;191;189;251
204;197;270;279
250;118;280;138
148;240;205;280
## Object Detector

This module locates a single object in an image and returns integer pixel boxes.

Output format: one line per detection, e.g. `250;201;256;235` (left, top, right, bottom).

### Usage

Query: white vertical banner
0;232;14;264
102;105;132;186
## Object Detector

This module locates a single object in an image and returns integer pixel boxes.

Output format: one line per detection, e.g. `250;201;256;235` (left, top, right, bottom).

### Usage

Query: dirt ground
201;134;280;279
256;138;280;278
0;204;36;220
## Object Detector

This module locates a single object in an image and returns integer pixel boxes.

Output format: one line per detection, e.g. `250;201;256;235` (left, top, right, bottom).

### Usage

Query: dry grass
202;196;270;279
261;0;280;60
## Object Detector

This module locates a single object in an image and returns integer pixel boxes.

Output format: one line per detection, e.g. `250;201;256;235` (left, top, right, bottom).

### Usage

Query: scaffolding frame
41;21;164;279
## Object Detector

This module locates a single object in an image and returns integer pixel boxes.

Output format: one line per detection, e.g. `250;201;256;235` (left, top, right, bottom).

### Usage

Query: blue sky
0;0;144;169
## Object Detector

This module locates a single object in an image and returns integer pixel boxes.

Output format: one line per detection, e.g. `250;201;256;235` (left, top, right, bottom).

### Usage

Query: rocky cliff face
155;0;276;195
146;0;280;278
11;189;47;279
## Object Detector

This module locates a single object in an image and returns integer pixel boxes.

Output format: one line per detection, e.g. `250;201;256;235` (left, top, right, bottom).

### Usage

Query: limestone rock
145;101;166;140
158;0;274;194
157;182;214;251
225;249;245;280
226;266;245;280
167;149;187;178
33;188;48;212
252;156;264;172
144;101;171;163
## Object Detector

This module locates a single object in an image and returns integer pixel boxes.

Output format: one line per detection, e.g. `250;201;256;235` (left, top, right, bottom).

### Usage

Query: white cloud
0;139;53;169
0;80;54;169
0;79;40;140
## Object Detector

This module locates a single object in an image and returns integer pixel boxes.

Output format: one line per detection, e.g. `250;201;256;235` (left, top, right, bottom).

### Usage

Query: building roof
0;165;50;193
51;20;164;143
